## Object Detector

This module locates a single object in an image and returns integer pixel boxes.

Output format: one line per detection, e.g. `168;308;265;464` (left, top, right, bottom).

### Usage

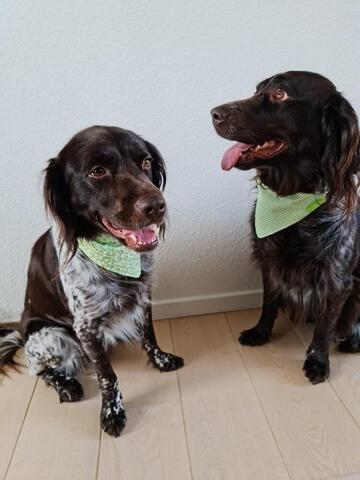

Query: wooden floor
2;310;360;480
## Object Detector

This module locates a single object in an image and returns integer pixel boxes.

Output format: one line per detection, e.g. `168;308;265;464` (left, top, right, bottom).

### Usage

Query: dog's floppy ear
145;141;167;191
321;93;360;213
44;157;77;256
144;141;167;238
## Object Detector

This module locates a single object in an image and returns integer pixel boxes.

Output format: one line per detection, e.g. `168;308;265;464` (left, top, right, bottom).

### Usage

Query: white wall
1;0;359;320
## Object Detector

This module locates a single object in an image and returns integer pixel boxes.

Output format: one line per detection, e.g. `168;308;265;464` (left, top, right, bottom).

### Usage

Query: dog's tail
0;323;23;375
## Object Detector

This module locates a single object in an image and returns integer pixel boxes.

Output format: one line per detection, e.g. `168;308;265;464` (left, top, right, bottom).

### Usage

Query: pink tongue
134;227;156;243
221;142;253;171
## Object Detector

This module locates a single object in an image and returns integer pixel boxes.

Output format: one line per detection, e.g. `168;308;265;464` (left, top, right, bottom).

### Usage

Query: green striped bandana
255;183;326;238
77;234;141;278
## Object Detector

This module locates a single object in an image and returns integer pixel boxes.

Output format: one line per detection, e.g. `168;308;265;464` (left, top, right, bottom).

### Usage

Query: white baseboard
153;289;263;320
1;290;263;324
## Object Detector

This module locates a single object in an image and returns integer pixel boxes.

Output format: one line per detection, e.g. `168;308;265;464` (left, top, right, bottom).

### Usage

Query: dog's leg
338;322;360;353
25;325;85;402
39;369;84;402
303;289;351;384
239;274;279;346
336;270;360;352
337;295;360;353
74;320;126;437
142;303;184;372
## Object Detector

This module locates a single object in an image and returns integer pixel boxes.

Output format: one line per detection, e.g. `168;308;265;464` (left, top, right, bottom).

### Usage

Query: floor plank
97;319;191;480
5;370;101;480
295;323;360;428
171;313;290;480
337;475;360;480
0;352;37;480
228;309;360;480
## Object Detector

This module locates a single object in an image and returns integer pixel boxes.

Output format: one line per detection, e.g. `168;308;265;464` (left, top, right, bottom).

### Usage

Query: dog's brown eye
272;89;288;101
141;158;152;170
89;167;107;178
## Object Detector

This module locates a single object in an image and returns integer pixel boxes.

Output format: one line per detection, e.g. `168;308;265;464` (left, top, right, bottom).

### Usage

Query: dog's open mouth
100;216;160;251
221;140;287;170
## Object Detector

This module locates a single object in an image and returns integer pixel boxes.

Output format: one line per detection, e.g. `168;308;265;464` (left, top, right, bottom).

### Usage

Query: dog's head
44;126;167;254
211;71;360;211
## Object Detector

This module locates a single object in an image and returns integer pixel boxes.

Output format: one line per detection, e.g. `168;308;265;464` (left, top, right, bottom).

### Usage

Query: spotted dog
0;126;184;437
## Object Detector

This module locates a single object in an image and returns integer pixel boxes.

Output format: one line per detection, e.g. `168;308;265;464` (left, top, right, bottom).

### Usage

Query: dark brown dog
212;71;360;384
0;126;184;436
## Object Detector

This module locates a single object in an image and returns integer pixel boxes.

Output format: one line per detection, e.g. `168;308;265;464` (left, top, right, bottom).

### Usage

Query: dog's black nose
135;195;166;219
211;107;229;124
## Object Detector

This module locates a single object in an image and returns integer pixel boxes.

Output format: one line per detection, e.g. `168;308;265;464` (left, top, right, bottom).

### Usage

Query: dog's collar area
255;183;326;238
77;234;141;278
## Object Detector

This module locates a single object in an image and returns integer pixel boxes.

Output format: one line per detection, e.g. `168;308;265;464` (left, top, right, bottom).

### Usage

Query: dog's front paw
239;327;270;346
58;378;84;403
303;356;329;385
148;349;184;372
101;407;127;437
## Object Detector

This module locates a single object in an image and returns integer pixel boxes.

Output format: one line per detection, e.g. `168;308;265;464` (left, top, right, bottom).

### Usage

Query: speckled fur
50;233;181;435
213;71;360;385
252;207;359;324
25;325;86;376
15;229;183;437
239;201;360;385
0;126;184;437
57;236;153;349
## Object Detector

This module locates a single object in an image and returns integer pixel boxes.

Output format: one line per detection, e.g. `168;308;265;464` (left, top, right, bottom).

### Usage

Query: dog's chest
255;234;313;303
59;249;152;343
253;212;356;309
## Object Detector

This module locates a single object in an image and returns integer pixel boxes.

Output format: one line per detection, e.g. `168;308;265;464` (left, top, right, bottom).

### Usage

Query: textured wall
0;1;359;320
